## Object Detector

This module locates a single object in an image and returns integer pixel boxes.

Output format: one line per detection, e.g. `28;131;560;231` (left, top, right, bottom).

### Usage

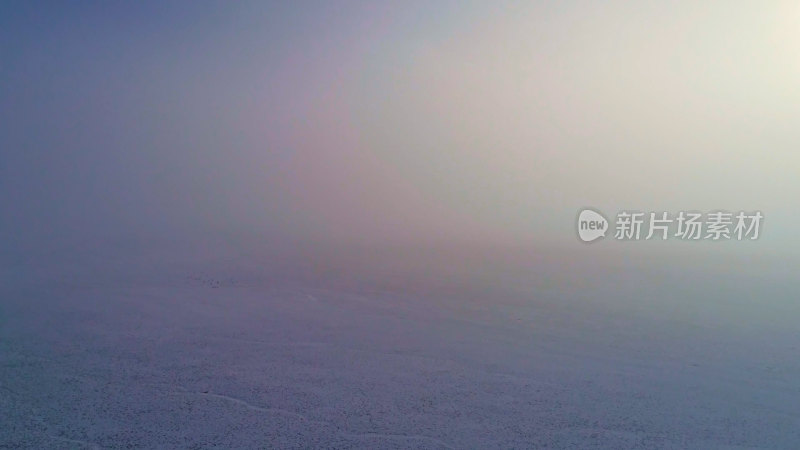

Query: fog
2;3;799;447
3;1;799;257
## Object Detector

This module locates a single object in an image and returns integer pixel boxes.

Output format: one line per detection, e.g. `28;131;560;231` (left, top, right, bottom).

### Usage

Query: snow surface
1;242;799;448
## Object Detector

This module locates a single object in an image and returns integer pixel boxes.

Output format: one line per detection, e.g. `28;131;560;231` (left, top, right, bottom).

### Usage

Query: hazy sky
2;1;799;253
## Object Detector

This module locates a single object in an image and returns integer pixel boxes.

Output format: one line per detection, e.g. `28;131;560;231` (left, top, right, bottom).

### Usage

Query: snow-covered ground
2;242;799;448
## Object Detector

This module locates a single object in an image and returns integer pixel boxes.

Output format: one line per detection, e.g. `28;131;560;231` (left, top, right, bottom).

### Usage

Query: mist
3;1;799;257
2;3;800;448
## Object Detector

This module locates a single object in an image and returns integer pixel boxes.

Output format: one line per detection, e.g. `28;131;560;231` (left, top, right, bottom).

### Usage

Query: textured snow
1;243;799;448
